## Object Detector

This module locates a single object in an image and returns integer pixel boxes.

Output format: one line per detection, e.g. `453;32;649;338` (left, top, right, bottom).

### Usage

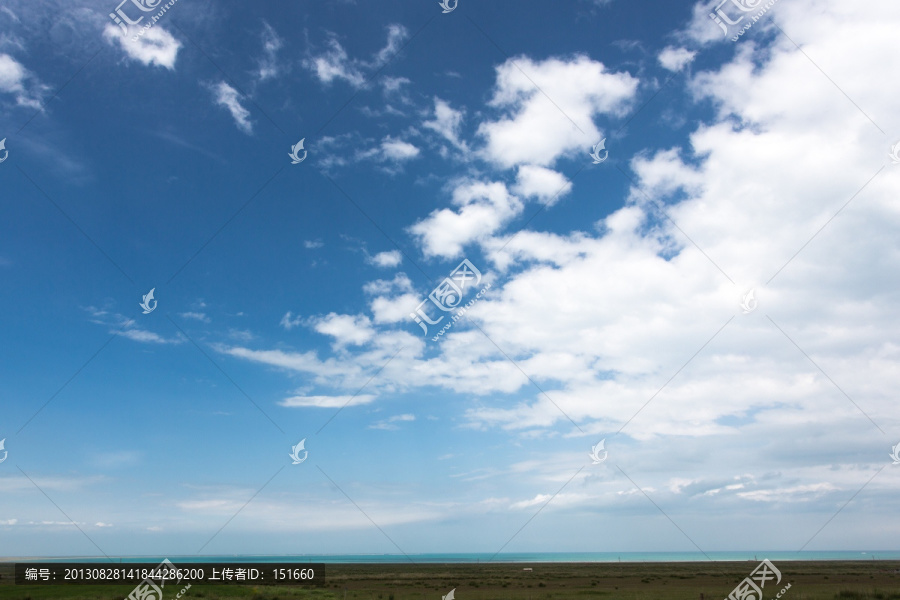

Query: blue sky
1;0;899;558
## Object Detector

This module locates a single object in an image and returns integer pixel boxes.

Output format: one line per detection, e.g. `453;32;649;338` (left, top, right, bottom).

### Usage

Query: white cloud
304;240;324;249
370;24;408;68
409;180;522;258
370;413;415;430
737;483;840;502
0;53;45;108
364;274;419;324
368;250;403;268
215;3;900;547
256;21;283;81
305;25;408;89
179;312;210;323
370;293;421;324
363;273;414;296
103;25;181;70
424;97;468;151
279;311;303;330
118;328;181;344
658;46;697;71
305;37;365;87
355;136;420;169
380;137;420;161
512;165;572;206
279;394;376;408
381;76;410;94
312;313;375;347
509;492;589;510
87;309;182;345
212;81;253;134
478;55;639;168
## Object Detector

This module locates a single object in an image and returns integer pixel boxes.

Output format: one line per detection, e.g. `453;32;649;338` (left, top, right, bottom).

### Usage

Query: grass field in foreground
1;561;899;600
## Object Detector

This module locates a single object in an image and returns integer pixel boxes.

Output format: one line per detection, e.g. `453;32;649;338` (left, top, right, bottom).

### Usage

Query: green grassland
1;561;899;600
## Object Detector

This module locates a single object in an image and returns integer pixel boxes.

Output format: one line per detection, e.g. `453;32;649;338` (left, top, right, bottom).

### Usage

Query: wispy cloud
211;81;253;134
304;25;409;89
370;413;415;430
279;394;376;408
256;21;284;82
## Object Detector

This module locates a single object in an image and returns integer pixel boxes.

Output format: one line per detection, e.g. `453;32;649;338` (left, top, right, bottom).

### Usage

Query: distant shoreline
3;551;900;564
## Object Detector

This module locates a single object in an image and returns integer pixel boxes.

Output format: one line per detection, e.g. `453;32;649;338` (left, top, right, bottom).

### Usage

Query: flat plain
1;561;899;600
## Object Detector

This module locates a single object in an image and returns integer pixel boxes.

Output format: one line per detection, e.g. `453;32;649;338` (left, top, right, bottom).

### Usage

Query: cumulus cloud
478;55;638;168
312;313;375;347
379;137;420;161
368;250;403;268
218;4;900;530
103;25;181;70
512;165;572;206
409;180;522;258
356;136;420;169
658;46;697;71
212;81;253;134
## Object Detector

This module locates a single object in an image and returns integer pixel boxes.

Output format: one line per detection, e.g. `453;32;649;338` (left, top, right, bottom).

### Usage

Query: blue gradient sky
0;0;898;557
